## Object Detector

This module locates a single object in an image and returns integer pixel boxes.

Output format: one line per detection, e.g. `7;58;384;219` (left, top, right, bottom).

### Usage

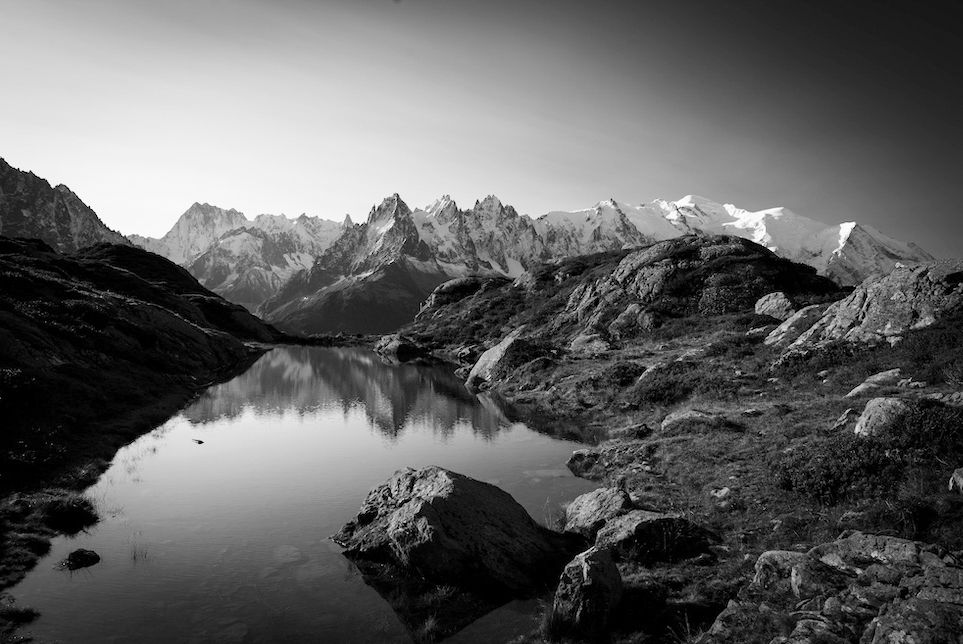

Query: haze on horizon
1;0;960;257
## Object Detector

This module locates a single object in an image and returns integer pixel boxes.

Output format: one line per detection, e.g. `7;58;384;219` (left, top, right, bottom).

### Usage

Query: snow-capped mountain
625;195;934;285
0;157;129;252
258;194;650;333
130;204;343;310
260;192;933;334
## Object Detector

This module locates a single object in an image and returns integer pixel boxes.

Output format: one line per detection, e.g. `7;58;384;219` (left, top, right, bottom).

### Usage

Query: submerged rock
550;546;623;640
60;549;100;571
374;333;430;363
332;466;577;595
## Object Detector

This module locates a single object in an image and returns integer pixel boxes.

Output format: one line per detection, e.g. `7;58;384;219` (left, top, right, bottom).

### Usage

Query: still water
11;346;595;643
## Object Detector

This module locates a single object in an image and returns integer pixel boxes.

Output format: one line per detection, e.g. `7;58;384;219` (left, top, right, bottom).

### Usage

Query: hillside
388;235;963;643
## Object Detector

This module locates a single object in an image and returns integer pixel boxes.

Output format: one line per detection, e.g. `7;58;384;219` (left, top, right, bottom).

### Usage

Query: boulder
764;305;828;349
550;547;623;640
568;333;610;357
845;368;902;398
332;466;575;594
465;327;544;390
374;333;429;363
564;487;634;540
787;261;963;350
949;468;963;494
853;397;912;438
808;532;939;571
60;548;100;571
755;292;796;321
594;509;715;564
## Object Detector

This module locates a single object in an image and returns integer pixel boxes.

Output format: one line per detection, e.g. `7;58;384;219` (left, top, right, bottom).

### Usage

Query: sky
1;0;961;256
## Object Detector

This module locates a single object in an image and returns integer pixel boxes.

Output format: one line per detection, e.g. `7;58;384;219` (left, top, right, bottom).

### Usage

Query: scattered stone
755;292;796;321
550;547;622;640
192;439;204;444
710;487;731;501
861;597;963;644
741;408;763;417
746;325;777;337
949;468;963;494
594;510;716;564
830;408;858;432
60;548;100;571
563;487;634;540
332;466;575;594
751;550;809;593
763;305;828;349
845;368;902;398
853;397;912;438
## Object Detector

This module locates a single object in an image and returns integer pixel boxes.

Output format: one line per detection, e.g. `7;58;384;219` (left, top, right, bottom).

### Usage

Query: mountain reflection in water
9;346;594;644
182;346;510;439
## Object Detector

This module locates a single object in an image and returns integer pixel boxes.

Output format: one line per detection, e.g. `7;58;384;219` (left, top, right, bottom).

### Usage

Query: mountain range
0;157;937;334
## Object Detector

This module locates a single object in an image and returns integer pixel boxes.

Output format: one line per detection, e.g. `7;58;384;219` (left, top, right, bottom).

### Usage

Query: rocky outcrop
705;532;963;644
788;261;963;351
564;487;635;540
764;304;829;349
0;157;128;252
755;292;796;321
332;466;578;595
554;236;837;341
853;397;912;438
550;547;623;640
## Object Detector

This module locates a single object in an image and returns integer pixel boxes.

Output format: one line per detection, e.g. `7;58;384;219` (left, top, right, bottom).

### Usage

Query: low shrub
774;401;963;505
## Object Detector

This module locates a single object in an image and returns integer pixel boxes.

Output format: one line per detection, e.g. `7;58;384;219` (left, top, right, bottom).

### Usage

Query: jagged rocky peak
342;213;354;228
425;194;458;218
0;157;129;252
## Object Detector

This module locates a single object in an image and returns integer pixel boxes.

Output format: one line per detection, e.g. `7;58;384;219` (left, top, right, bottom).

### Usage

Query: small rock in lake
193;439;204;444
60;548;100;570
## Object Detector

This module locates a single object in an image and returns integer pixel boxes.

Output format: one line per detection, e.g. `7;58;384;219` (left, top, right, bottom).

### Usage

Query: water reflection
10;347;594;644
182;346;510;439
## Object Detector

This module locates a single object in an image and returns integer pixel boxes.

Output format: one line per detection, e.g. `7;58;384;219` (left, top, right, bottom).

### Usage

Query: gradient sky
1;0;960;256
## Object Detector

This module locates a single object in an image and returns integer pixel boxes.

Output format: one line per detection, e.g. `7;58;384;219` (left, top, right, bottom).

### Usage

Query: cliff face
0;158;129;252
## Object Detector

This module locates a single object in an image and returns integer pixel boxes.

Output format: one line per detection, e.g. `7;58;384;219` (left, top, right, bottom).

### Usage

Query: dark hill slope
0;237;281;491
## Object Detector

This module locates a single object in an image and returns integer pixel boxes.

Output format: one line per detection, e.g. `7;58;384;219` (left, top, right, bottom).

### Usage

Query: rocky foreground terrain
362;234;963;642
0;237;290;636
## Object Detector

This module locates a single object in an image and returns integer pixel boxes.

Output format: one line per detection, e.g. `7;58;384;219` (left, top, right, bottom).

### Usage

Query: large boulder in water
787;261;963;351
332;466;578;595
